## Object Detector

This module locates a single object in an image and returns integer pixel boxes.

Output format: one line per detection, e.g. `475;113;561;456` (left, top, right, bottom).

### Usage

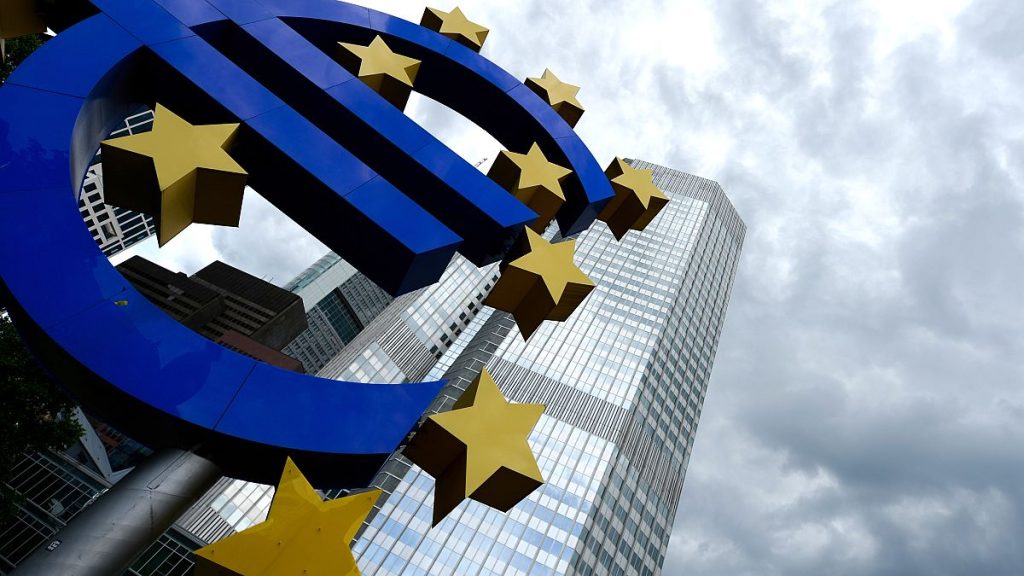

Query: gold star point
403;368;544;525
484;228;595;339
336;35;421;110
598;157;670;240
194;458;378;576
525;69;585;127
100;104;246;246
488;143;572;231
421;6;489;52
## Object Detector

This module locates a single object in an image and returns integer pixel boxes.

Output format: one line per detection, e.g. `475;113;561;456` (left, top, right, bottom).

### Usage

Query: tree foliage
1;34;47;85
0;313;83;521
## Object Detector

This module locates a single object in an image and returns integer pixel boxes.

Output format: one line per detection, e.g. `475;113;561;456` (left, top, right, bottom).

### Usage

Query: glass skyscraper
282;252;395;374
71;159;742;576
351;160;745;575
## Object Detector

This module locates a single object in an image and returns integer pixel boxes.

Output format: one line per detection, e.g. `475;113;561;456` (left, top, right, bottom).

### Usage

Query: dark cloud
660;0;1024;574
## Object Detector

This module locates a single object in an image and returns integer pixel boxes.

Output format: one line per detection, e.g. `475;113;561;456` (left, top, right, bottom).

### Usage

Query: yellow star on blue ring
193;458;379;576
484;228;595;339
336;36;421;110
100;104;247;246
598;158;670;240
420;7;489;52
403;367;545;526
525;69;585;128
488;143;573;232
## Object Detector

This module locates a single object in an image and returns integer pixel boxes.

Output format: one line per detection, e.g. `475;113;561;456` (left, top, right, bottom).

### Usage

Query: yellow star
597;158;670;240
488;143;572;232
403;368;544;526
0;0;45;41
336;35;421;110
193;458;379;576
100;104;246;246
420;6;489;52
484;228;595;339
525;69;585;128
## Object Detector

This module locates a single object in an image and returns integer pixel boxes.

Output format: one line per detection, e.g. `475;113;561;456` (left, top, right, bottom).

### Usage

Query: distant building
281;252;394;375
171;253;396;544
116;256;307;371
167;252;492;547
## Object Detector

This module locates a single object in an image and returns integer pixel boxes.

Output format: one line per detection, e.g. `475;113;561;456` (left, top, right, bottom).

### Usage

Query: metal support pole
14;448;222;576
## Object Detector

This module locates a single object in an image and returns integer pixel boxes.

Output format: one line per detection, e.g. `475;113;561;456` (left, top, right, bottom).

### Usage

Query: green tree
1;34;47;84
0;313;83;521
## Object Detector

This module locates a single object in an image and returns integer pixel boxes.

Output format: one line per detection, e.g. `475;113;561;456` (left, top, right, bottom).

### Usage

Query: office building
282;252;394;375
78;109;157;257
0;255;311;575
167;160;744;576
351;160;745;575
316;254;499;385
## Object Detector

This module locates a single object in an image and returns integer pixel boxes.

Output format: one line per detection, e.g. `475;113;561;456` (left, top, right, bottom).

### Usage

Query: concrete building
116;256;307;371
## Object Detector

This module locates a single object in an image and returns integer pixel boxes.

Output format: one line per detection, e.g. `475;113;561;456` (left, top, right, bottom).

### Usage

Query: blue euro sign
0;0;614;487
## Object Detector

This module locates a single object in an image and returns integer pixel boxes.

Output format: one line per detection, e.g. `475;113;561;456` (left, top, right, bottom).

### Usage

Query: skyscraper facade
282;252;394;375
316;254;499;385
351;161;745;575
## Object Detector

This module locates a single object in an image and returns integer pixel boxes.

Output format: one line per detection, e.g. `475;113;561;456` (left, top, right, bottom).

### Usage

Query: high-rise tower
282;252;394;375
134;160;743;576
352;160;745;575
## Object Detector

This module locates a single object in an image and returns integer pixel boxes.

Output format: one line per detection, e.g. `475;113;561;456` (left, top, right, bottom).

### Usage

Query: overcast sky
119;0;1024;573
